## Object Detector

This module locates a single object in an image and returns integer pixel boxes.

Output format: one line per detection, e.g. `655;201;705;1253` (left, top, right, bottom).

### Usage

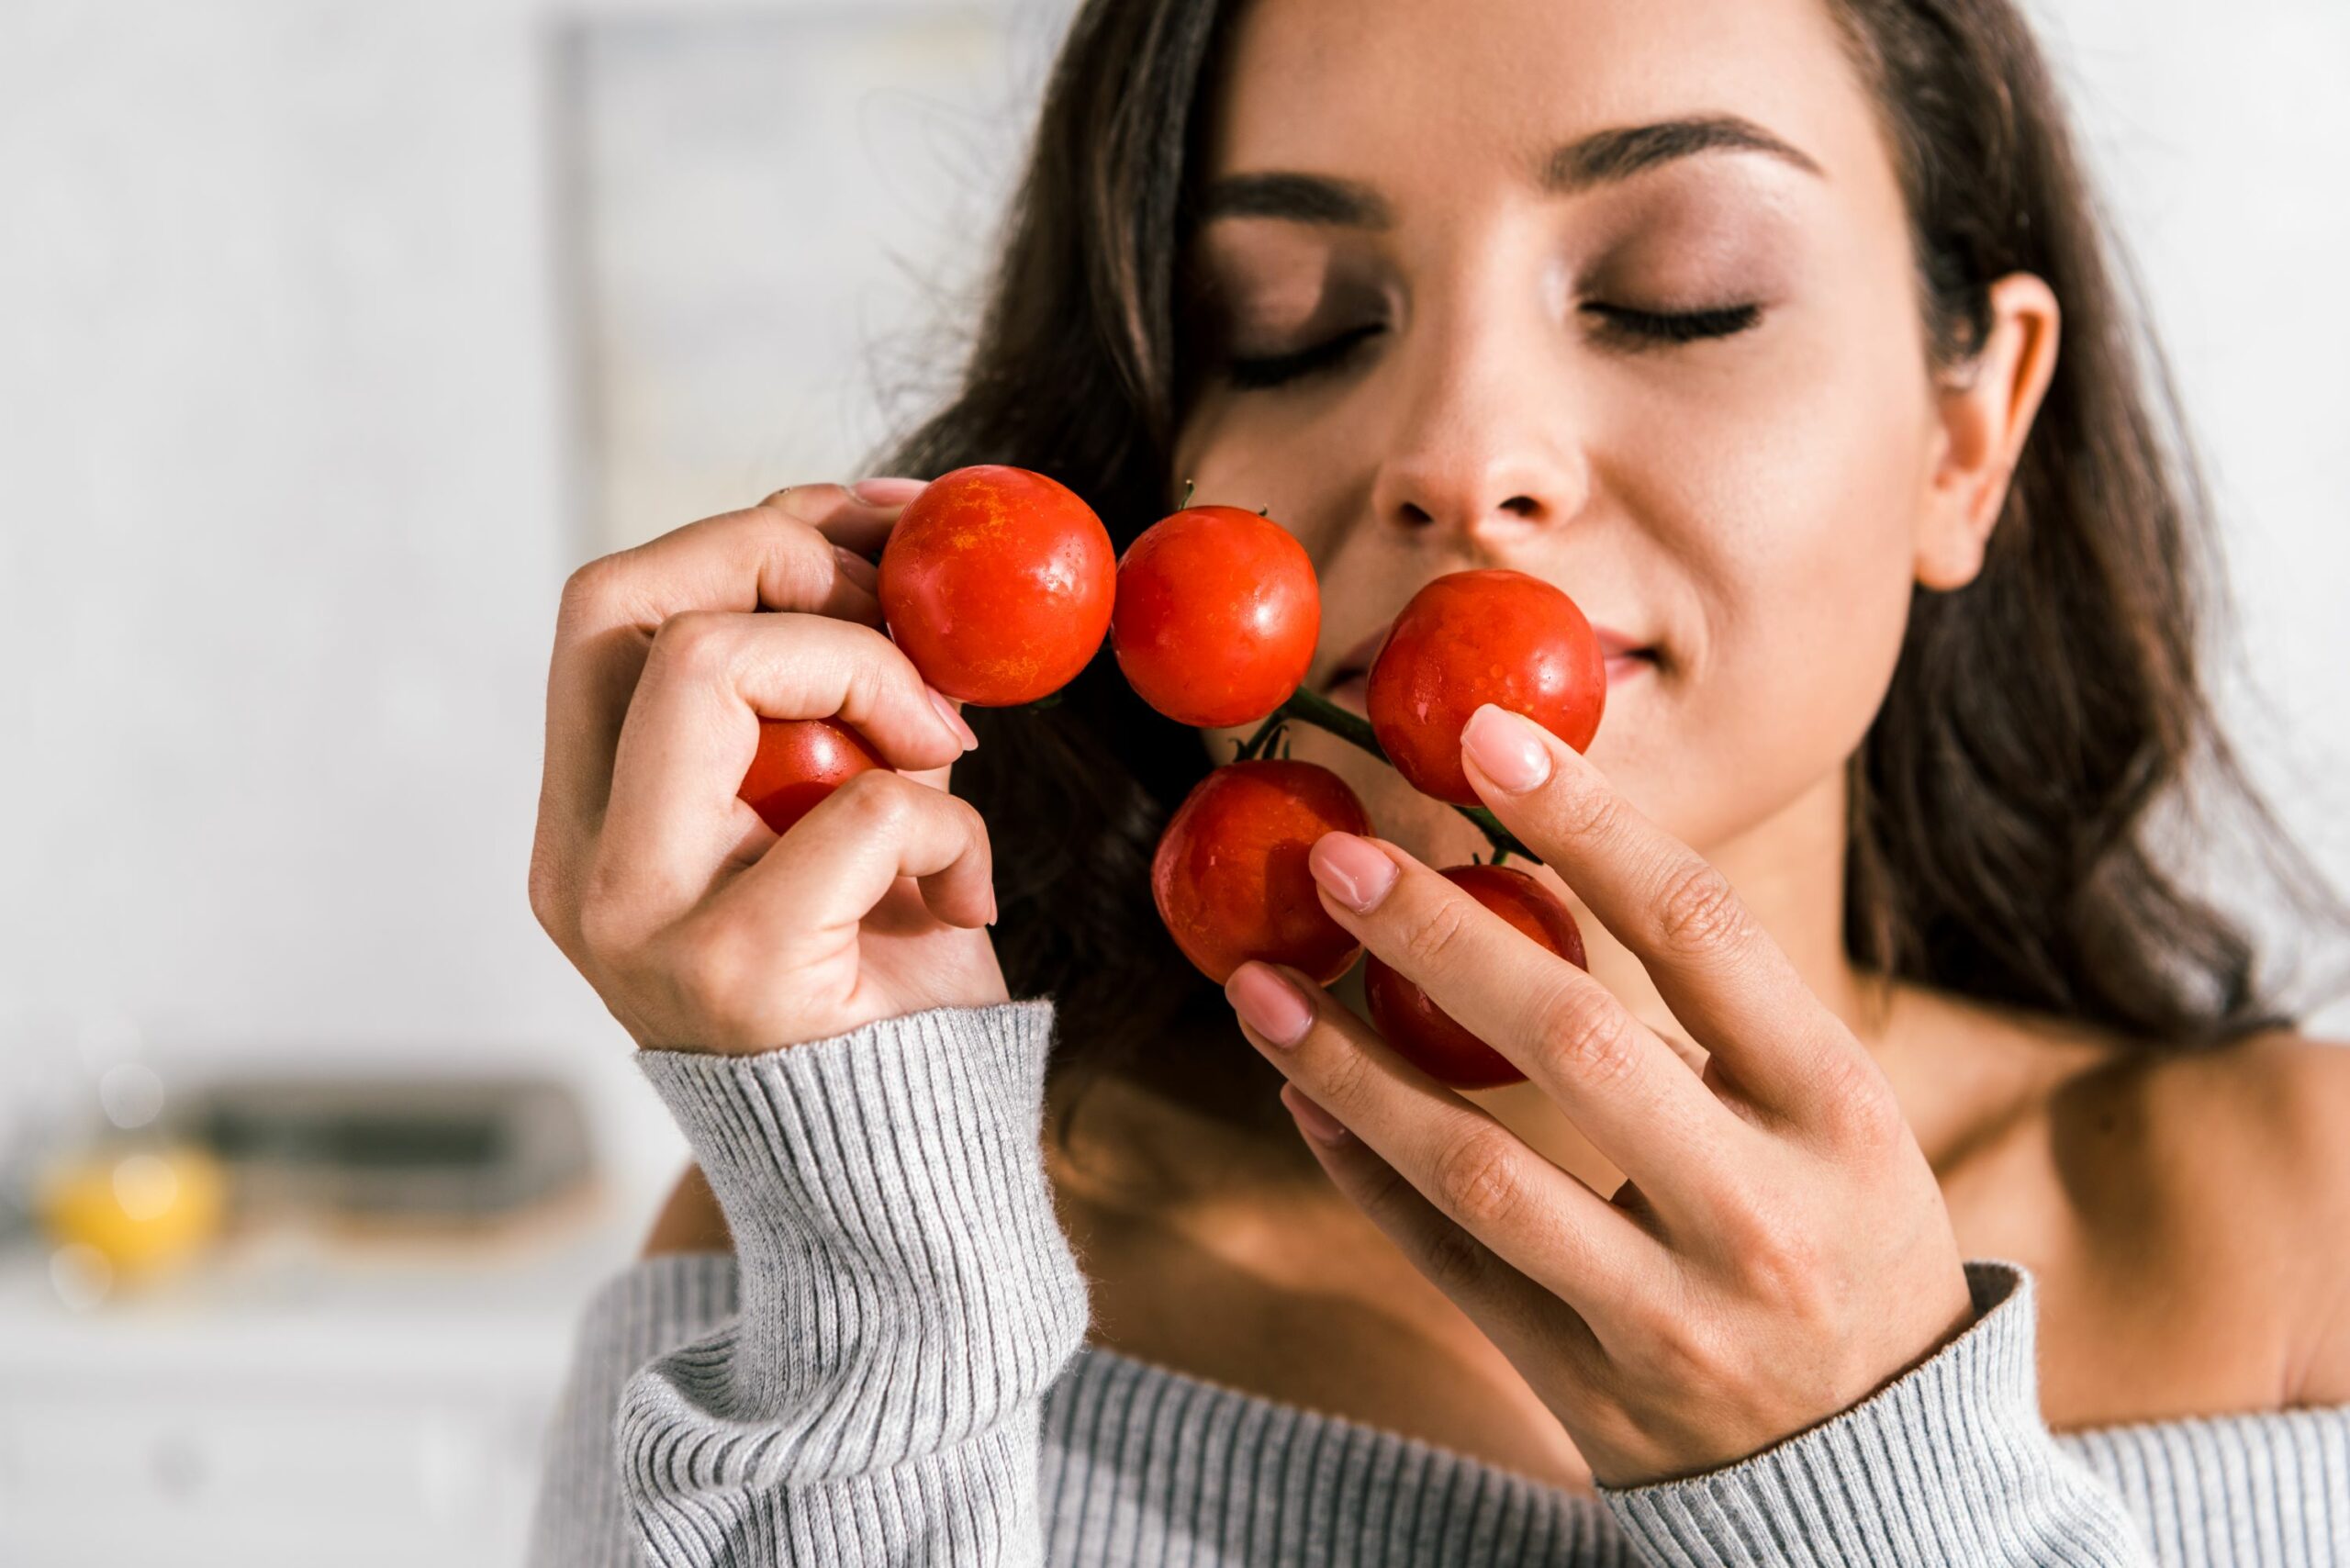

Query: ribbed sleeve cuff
629;1000;1092;1475
526;1255;742;1568
1600;1260;2147;1567
578;1251;744;1366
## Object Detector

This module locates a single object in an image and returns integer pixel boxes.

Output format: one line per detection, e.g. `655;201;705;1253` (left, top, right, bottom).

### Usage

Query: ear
1915;273;2061;591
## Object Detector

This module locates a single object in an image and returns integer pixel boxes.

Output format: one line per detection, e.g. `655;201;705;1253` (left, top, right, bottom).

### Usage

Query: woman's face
1172;0;1947;865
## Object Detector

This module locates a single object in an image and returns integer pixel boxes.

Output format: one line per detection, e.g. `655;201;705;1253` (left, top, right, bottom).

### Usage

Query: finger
541;486;907;911
1278;1081;1606;1367
1304;833;1729;1201
1458;704;1864;1114
1225;959;1662;1320
595;611;971;921
711;768;995;960
805;475;929;556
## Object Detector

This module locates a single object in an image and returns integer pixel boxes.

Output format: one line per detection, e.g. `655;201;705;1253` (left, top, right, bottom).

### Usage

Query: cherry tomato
1113;505;1319;727
1366;569;1606;805
736;717;886;835
1152;760;1371;985
878;465;1116;706
1362;863;1587;1089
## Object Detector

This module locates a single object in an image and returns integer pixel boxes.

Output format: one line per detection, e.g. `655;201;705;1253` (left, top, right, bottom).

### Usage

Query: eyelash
1224;323;1384;390
1220;303;1762;390
1584;301;1762;347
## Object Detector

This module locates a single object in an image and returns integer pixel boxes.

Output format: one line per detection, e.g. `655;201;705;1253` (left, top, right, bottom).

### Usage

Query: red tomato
1152;760;1371;985
1113;506;1320;727
737;717;885;835
878;465;1116;706
1366;569;1606;805
1362;863;1587;1089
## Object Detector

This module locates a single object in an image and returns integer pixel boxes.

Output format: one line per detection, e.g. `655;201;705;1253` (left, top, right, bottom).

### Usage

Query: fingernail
1282;1085;1351;1145
926;685;979;752
1226;961;1313;1047
850;476;927;505
1309;833;1397;913
833;543;878;588
1461;705;1551;793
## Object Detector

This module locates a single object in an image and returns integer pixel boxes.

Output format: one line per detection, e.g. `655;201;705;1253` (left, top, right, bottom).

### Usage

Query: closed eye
1222;322;1385;390
1219;302;1760;390
1582;301;1762;348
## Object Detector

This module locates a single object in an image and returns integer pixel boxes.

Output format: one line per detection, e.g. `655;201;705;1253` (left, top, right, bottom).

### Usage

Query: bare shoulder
2055;1027;2350;1405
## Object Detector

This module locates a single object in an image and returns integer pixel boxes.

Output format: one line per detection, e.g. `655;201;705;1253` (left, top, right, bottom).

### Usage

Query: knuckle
762;516;838;597
833;766;914;832
1638;1312;1728;1383
1628;1271;1732;1382
946;790;993;857
647;609;734;679
559;554;630;619
1735;1216;1827;1310
1431;1127;1528;1231
1313;1040;1378;1119
1809;1046;1904;1151
1651;862;1750;957
1400;893;1477;976
1838;1075;1909;1156
1542;993;1643;1090
1554;778;1623;843
849;622;925;703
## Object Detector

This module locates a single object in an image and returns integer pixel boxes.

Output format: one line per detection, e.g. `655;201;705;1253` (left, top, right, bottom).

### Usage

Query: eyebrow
1196;115;1822;229
1543;115;1822;192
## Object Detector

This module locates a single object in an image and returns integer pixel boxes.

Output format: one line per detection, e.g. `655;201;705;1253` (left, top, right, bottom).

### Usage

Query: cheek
1173;393;1364;560
1600;309;1936;849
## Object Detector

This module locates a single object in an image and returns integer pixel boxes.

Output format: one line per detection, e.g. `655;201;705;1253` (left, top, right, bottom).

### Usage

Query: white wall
0;0;2342;1307
2031;0;2350;1006
0;3;682;1226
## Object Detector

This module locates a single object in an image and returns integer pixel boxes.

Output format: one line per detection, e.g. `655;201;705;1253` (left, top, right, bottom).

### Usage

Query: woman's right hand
529;479;1007;1057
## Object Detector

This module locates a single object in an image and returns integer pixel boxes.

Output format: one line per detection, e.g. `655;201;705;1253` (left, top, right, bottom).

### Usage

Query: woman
525;0;2350;1562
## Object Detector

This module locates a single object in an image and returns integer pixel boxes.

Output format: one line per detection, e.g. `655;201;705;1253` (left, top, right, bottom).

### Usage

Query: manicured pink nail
850;476;927;505
926;686;979;752
1226;962;1313;1047
1460;705;1551;793
834;543;878;588
1282;1085;1351;1145
1309;833;1397;913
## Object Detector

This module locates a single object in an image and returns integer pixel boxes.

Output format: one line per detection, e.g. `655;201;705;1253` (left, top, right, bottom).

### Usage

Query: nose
1369;287;1587;546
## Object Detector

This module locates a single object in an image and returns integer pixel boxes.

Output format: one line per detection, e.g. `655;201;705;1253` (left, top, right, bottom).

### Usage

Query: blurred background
0;1;2343;1562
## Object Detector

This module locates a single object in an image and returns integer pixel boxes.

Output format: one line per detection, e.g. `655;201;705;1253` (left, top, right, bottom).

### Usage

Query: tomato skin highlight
1113;506;1320;727
737;717;886;835
1366;569;1606;806
1152;760;1371;985
1362;864;1587;1089
878;465;1117;706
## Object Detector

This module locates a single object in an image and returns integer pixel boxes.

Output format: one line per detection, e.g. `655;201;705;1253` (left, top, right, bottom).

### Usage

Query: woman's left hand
1224;703;1975;1488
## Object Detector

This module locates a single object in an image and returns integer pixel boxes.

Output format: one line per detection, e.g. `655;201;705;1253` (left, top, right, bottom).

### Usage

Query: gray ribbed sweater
528;1000;2350;1565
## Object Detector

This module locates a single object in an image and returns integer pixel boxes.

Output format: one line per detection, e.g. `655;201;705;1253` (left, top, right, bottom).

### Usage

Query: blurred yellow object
39;1144;228;1281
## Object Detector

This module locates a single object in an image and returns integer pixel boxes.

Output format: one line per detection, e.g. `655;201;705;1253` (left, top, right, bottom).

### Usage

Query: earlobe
1915;274;2062;591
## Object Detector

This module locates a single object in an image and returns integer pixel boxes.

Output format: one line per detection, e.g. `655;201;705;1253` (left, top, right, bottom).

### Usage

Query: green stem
1268;687;1539;866
1236;707;1288;762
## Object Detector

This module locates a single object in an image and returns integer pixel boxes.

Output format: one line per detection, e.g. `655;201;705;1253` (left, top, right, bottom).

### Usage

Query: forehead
1203;0;1884;197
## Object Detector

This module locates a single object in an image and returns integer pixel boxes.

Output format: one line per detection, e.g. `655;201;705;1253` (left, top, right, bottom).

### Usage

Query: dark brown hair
872;0;2336;1147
